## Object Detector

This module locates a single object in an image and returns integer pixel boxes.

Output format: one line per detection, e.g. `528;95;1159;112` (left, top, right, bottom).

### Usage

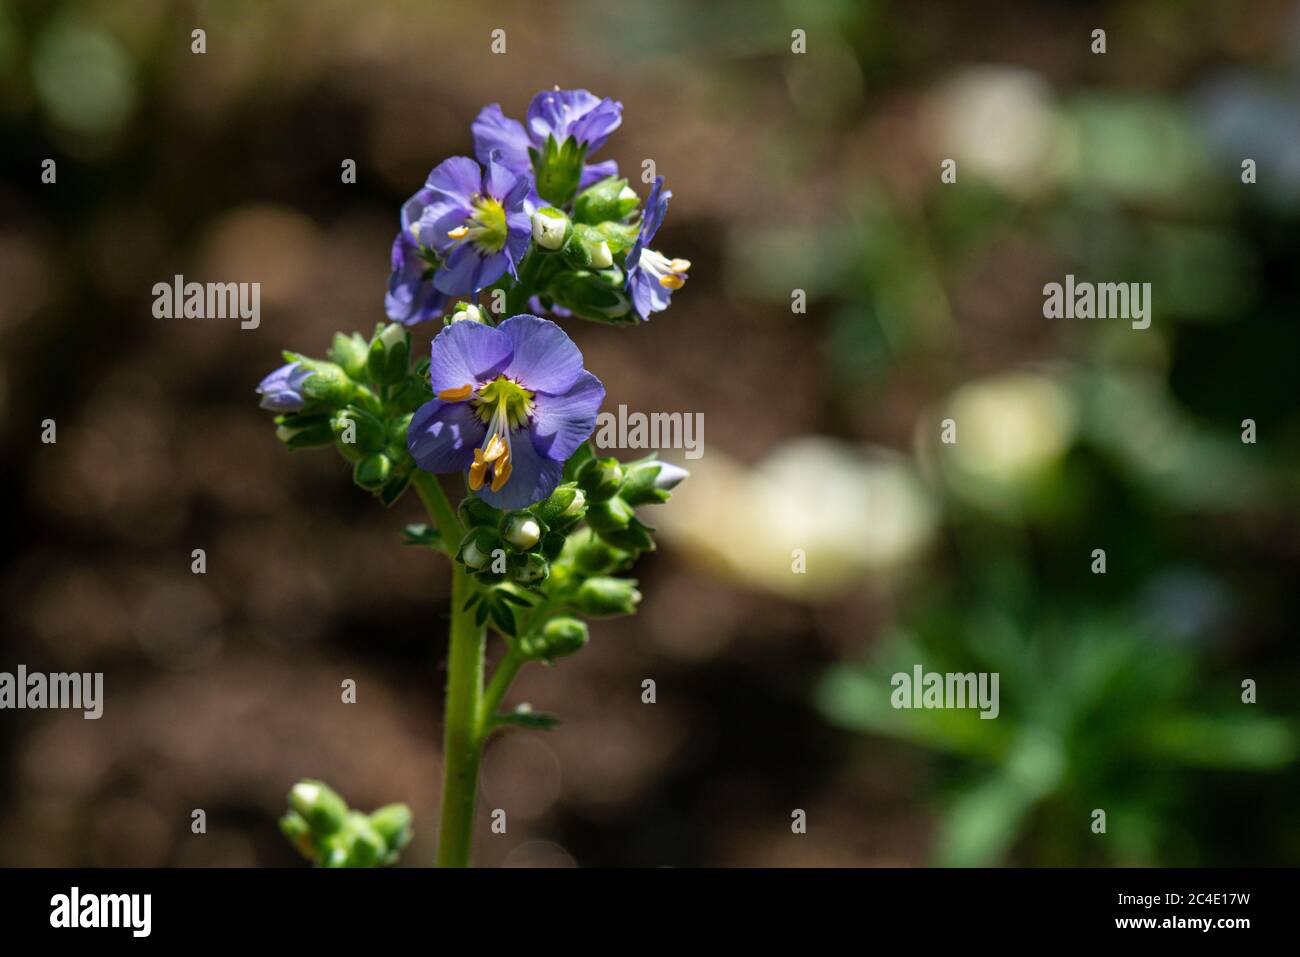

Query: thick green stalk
436;559;486;867
410;472;484;867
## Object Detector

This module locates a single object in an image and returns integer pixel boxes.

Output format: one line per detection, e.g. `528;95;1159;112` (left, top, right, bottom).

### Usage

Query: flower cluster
279;780;412;868
255;88;690;867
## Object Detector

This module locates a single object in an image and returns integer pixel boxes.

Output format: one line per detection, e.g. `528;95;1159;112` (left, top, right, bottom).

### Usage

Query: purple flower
408;314;605;510
385;231;449;325
401;155;532;298
625;177;689;320
257;361;314;412
473;88;623;192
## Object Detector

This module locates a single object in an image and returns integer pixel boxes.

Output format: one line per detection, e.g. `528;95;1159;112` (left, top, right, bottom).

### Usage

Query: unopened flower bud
503;514;542;550
460;528;503;570
574;576;641;618
565;224;614;269
573;176;640;225
279;812;316;861
368;804;413;856
289;780;348;836
332;406;387;460
520;616;588;660
620;460;689;505
297;359;355;406
532;483;585;528
531;207;571;250
573;532;627;575
509;552;549;585
275;413;334;450
586;496;634;533
549;269;634;325
367;322;410;385
577;456;624;501
342;811;386;868
329;332;370;379
450;302;487;324
354;453;393;490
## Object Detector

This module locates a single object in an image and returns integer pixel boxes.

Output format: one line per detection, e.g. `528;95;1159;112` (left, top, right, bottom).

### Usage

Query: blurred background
2;0;1299;867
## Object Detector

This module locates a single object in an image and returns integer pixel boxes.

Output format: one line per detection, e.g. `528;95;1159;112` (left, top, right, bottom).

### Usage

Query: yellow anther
436;383;474;402
448;225;469;240
658;274;686;290
483;433;507;462
490;457;513;492
669;259;691;273
468;460;487;490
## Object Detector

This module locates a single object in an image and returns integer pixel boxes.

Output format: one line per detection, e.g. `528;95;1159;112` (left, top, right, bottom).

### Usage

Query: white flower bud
532;208;569;250
503;515;542;550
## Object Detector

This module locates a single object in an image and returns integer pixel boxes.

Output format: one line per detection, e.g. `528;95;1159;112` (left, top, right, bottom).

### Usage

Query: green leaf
496;706;560;731
488;599;518;637
401;523;442;549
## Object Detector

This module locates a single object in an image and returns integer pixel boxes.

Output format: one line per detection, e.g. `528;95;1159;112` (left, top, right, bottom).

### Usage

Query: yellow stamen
490;457;512;492
436;383;474;402
669;259;691;273
482;433;507;462
659;274;686;290
468;460;487;490
448;225;469;240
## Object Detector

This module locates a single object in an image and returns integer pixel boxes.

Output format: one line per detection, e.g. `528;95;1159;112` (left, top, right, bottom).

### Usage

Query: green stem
504;249;549;317
477;649;524;734
410;471;483;867
436;560;486;868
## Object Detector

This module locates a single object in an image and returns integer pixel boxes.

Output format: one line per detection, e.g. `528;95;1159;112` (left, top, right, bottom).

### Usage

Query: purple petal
425;155;483;199
385;233;446;325
529;371;605;461
497;315;584;394
427;319;511;392
474;428;564;510
484;151;524;204
433;243;508;296
472;104;532;174
630;268;673;320
525;89;622;152
408;400;487;474
579;159;619;192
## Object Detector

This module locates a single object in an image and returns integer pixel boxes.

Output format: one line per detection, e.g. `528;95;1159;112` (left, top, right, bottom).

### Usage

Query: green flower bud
275;413;334;450
503;513;542;551
573;530;628;575
329;332;370;379
532;134;586;207
461;527;504;570
549;269;634;325
386;412;414;451
342;811;386;868
367;322;410;385
577;456;624;501
369;804;413;856
564;224;614;270
279;811;317;861
573;176;639;225
289;780;348;836
586;496;634;533
509;551;549;585
520;616;588;661
449;302;488;324
332;406;387;460
532;483;585;528
296;359;355;406
531;207;572;251
620;460;687;505
539;529;567;561
354;453;393;490
460;496;504;529
574;576;641;618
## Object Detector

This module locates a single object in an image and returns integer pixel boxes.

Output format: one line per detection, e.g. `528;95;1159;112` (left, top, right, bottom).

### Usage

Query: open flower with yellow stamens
402;153;533;298
407;315;605;510
624;177;689;321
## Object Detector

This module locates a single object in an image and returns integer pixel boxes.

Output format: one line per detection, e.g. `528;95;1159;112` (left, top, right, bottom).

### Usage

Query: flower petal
408;399;487;474
472;104;532;174
529;371;605;461
427;318;511;392
497;314;585;394
474;428;564;510
579;159;619;192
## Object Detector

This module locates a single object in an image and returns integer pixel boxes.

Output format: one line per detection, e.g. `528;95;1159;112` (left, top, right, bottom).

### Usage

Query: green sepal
275;413;334;450
401;523;443;549
495;705;561;731
530;134;587;207
573;175;638;225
